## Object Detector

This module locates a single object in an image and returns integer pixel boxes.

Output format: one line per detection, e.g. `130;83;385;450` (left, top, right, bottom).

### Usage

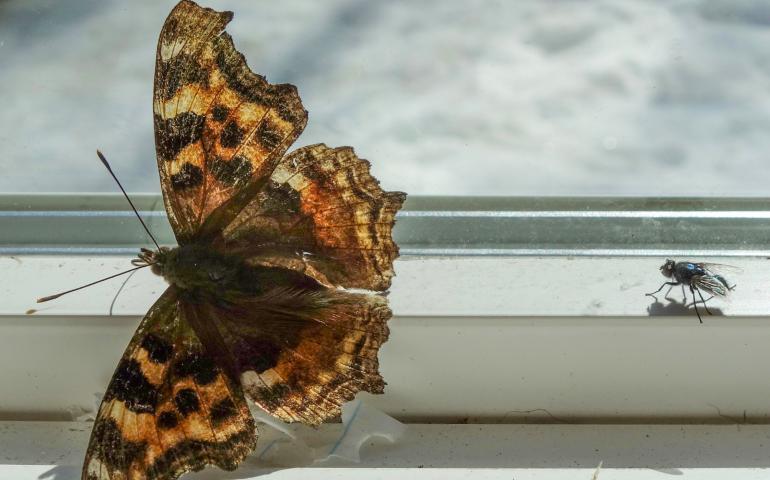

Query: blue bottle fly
646;259;738;323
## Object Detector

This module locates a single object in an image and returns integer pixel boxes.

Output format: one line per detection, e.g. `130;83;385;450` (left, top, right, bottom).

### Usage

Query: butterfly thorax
140;244;324;300
151;244;241;294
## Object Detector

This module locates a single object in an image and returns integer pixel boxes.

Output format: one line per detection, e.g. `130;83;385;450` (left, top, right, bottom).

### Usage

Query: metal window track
2;194;770;256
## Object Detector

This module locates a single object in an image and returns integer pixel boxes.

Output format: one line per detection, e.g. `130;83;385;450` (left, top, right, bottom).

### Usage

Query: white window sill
3;253;770;423
4;421;770;479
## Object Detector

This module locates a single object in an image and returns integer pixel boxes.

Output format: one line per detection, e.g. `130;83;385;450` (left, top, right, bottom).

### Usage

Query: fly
646;259;738;323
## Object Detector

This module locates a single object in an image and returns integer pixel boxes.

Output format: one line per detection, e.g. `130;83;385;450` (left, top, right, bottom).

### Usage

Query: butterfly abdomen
156;244;324;299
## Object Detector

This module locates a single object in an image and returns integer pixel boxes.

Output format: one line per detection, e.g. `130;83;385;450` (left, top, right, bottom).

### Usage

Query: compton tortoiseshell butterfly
51;1;405;478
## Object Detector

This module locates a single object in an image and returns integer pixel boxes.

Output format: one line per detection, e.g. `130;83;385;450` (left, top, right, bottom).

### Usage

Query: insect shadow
646;294;724;319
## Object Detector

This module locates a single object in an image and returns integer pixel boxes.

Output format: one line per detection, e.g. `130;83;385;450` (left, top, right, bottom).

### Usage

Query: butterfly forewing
154;0;307;242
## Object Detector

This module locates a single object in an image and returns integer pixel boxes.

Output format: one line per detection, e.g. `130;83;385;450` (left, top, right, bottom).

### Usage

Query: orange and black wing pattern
220;144;406;291
191;286;391;425
153;0;307;242
82;289;256;480
86;0;406;478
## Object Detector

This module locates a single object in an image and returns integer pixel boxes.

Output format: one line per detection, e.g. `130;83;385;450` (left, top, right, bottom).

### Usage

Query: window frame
2;193;770;424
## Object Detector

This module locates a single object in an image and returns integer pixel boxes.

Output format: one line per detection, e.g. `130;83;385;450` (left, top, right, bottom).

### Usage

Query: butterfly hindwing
154;0;308;242
219;144;406;291
83;288;256;480
242;290;391;425
181;284;391;426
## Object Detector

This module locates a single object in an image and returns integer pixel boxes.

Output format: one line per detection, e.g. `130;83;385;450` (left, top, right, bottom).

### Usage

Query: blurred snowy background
2;0;770;196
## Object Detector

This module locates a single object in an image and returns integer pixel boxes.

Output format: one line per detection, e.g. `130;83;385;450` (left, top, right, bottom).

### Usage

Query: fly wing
697;262;740;294
691;275;731;297
697;263;743;275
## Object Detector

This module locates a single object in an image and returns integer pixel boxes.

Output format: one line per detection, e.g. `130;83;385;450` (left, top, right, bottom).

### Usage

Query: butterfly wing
154;0;307;242
152;0;402;432
154;1;405;289
218;144;406;291
82;288;256;480
181;285;391;426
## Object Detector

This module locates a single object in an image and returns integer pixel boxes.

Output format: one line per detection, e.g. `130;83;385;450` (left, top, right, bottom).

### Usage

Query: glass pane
2;1;769;195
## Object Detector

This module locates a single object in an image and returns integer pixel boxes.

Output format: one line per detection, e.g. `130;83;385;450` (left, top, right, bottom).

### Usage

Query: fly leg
689;285;704;324
663;283;677;301
694;287;713;315
646;281;679;299
686;294;714;308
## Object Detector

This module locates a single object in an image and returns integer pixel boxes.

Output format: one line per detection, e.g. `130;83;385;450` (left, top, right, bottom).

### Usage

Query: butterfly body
150;244;323;301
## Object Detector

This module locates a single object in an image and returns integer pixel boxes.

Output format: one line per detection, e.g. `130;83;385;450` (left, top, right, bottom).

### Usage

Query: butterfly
68;2;405;479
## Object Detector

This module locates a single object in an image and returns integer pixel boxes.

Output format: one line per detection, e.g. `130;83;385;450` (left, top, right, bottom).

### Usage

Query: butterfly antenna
37;264;152;303
96;150;161;250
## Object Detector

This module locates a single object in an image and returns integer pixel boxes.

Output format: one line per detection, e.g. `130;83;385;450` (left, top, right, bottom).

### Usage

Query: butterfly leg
108;268;140;316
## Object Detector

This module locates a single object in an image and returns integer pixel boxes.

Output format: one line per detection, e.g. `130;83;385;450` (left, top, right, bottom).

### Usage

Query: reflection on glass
1;1;769;195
